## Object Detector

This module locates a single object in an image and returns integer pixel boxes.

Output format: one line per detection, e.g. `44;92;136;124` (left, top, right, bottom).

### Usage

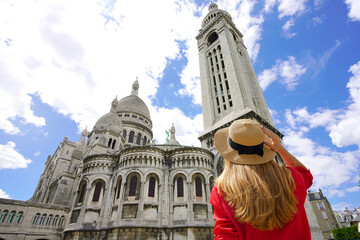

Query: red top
210;167;313;240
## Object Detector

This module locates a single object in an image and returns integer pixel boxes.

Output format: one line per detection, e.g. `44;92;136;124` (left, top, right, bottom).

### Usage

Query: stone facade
308;190;339;239
0;3;323;240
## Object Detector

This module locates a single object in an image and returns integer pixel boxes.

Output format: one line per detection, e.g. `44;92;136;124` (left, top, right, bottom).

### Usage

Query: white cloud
282;18;296;38
345;0;360;21
329;60;360;147
0;189;10;199
282;129;360;198
0;141;32;170
259;56;306;90
34;151;41;156
264;0;308;18
282;60;360;196
150;106;203;147
346;186;360;193
0;0;203;134
332;202;355;212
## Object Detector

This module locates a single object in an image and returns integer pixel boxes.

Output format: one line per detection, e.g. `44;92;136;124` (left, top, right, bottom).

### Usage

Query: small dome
94;112;123;132
208;1;218;12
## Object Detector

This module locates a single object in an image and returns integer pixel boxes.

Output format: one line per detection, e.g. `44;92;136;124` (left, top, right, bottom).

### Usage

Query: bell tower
196;2;280;151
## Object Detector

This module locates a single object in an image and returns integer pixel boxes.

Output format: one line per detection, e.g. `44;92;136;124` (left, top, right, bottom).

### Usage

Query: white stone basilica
0;2;324;240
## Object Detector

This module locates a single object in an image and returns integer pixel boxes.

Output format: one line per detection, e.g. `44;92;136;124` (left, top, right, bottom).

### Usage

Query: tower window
222;96;225;103
108;138;112;148
225;80;230;90
221;60;225;69
229;101;233;107
143;136;147;146
112;140;116;149
224;72;227;79
208;32;218;45
210;58;213;66
216;97;220;106
224;104;227;110
123;130;127;138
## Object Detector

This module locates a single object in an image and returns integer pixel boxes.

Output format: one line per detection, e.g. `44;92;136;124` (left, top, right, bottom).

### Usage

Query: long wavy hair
216;159;298;231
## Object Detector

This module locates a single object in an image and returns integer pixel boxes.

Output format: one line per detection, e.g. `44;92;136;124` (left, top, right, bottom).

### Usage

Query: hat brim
214;127;276;165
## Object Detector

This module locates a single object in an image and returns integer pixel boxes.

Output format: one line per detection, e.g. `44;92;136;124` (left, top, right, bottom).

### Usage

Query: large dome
116;79;151;120
117;95;151;120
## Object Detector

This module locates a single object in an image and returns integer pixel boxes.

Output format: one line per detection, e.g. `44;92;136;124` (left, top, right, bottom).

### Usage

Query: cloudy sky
0;0;359;212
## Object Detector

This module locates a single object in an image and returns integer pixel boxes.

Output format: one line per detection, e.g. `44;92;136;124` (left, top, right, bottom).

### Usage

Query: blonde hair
216;159;298;231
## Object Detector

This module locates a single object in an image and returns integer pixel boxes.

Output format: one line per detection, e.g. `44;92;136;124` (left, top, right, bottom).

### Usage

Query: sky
0;0;359;212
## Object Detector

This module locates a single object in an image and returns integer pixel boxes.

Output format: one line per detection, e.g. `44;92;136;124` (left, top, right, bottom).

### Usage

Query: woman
210;119;313;240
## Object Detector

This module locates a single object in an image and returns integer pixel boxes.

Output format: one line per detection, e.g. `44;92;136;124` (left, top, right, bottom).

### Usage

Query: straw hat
214;119;276;165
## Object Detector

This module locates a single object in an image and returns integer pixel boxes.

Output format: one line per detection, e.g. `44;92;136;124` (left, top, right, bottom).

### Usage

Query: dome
94;112;123;132
116;79;151;121
201;3;232;28
117;95;151;119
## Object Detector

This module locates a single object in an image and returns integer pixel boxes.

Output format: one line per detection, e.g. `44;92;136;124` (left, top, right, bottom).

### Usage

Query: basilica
0;2;324;240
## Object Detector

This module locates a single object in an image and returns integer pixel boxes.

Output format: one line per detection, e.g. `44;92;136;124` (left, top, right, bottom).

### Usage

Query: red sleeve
290;166;313;189
210;186;239;240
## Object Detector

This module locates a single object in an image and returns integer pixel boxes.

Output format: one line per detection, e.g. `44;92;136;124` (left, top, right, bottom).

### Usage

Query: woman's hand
261;126;307;169
261;126;284;153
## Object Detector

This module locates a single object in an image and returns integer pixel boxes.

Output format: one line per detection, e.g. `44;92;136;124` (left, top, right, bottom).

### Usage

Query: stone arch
207;30;219;46
190;172;207;201
172;172;188;202
124;172;142;201
144;172;160;201
114;174;124;203
90;178;106;204
75;178;88;206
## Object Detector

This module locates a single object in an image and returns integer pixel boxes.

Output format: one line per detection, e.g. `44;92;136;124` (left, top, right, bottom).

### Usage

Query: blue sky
0;0;359;212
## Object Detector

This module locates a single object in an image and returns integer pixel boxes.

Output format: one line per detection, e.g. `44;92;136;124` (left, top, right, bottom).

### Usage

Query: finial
208;1;218;12
111;96;119;113
131;78;139;96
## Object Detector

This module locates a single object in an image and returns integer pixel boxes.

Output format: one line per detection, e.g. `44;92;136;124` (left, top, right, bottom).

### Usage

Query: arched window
32;213;40;225
123;130;127;138
46;214;53;226
92;182;103;202
39;213;47;225
7;211;15;223
195;177;202;197
108;138;112;148
148;176;155;197
177;177;184;198
52;215;59;226
0;210;8;223
112;139;116;149
59;216;65;226
14;212;23;224
143;136;147;146
209;177;215;192
208;32;218;45
129;176;137;197
116;177;122;199
129;131;135;143
78;182;87;204
136;133;141;145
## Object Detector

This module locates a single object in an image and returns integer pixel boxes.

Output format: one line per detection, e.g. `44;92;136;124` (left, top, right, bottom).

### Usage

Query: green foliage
332;225;360;240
